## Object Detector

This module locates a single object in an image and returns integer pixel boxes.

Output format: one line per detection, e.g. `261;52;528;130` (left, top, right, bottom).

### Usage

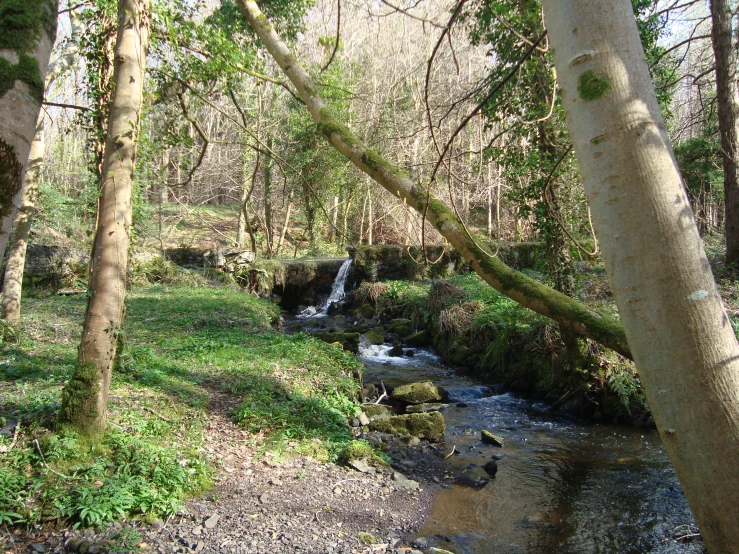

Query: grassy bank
0;278;362;529
353;272;648;422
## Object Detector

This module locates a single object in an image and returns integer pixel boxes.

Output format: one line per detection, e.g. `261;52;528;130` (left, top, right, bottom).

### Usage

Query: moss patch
368;411;445;441
57;361;103;437
577;70;611;101
0;52;44;102
0;0;58;52
481;430;504;447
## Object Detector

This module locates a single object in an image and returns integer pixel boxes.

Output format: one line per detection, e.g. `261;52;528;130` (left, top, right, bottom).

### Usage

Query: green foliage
674;136;723;200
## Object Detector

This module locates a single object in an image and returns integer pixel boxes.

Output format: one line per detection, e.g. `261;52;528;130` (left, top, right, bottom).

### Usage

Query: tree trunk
0;0;57;258
264;134;274;256
238;0;632;359
542;1;739;551
0;118;44;325
710;0;739;264
58;0;150;437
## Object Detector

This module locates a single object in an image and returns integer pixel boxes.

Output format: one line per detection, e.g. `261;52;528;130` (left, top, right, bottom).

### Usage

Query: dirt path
14;396;442;554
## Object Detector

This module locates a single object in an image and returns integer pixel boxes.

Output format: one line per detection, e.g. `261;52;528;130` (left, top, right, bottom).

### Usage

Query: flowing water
359;343;705;554
298;258;353;317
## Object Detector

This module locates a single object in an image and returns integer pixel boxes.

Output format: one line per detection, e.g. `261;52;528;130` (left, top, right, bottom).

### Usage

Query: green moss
405;330;428;347
0;0;57;53
0;52;44;102
57;361;103;438
341;440;389;468
577;70;611;101
0;137;23;220
368;411;445;440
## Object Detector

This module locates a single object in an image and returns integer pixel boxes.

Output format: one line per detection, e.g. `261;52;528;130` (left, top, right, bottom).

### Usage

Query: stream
358;343;704;554
286;263;704;553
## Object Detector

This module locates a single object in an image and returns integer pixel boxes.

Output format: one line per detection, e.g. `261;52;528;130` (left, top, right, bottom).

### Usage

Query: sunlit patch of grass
1;281;361;529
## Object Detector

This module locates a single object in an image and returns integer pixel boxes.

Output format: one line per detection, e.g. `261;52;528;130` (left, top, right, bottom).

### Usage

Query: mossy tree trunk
1;7;82;326
58;0;150;437
543;1;739;551
237;0;632;359
0;0;57;259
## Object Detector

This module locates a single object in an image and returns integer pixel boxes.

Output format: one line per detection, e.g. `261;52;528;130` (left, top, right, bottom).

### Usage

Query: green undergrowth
356;273;647;422
1;279;361;530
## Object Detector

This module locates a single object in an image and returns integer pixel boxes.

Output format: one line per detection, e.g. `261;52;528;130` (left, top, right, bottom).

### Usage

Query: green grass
0;278;361;529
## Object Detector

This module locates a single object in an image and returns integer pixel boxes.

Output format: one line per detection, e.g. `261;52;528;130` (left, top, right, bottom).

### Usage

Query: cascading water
299;258;352;317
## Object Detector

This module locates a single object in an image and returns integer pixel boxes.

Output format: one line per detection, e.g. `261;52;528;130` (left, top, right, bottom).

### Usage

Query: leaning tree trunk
542;1;739;552
0;0;57;258
710;0;739;264
237;0;632;359
58;0;150;437
1;7;83;325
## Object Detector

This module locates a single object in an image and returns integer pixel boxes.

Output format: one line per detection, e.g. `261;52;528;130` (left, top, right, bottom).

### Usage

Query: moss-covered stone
341;440;390;470
388;318;413;338
368;411;445;441
391;381;442;404
481;430;504;447
406;330;428;347
309;332;359;354
362;404;390;418
362;327;384;345
388;341;404;357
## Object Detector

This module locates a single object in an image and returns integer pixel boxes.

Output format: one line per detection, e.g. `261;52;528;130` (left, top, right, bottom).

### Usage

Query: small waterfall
319;258;353;314
298;258;352;317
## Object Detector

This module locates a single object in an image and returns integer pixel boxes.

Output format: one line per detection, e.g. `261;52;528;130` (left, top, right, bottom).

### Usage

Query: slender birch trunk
58;0;150;437
1;8;83;325
0;0;57;259
542;1;739;551
238;0;632;358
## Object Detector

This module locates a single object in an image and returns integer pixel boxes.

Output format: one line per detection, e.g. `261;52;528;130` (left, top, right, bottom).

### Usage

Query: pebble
204;514;220;529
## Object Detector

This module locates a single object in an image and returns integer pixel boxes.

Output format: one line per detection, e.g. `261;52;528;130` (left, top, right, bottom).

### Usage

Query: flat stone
405;403;449;413
428;548;456;554
349;458;376;474
394;479;419;490
481;429;504;447
358;412;370;426
204;514;220;529
30;543;47;553
192;526;203;536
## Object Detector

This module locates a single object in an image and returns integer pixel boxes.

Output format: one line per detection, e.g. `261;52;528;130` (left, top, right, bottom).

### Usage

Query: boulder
391;381;442;404
362;327;385;345
405;330;428;347
368;411;445;441
388;318;413;338
388;341;404;357
481;430;504;447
